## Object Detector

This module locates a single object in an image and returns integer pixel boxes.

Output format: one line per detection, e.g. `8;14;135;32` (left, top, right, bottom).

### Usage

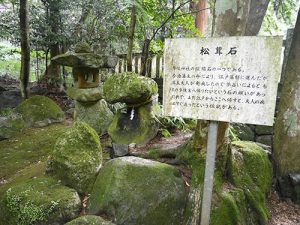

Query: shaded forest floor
0;76;299;225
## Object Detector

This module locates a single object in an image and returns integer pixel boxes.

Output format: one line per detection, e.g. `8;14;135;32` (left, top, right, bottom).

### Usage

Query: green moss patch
0;124;69;181
229;141;273;223
103;72;158;104
0;177;81;225
211;188;248;225
66;215;115;225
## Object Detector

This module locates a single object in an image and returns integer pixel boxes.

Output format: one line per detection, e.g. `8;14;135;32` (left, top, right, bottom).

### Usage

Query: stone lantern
52;42;117;88
51;43;118;134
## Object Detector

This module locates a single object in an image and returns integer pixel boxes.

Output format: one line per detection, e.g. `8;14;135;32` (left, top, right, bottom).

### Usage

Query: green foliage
159;128;172;138
154;104;197;134
261;0;299;35
0;43;45;80
228;126;240;142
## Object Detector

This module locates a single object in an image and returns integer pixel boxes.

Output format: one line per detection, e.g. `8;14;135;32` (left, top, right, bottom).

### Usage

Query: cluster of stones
0;120;187;225
103;72;159;156
52;43;117;134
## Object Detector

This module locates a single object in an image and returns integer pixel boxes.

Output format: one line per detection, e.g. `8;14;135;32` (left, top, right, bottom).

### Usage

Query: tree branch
174;7;211;18
149;0;192;42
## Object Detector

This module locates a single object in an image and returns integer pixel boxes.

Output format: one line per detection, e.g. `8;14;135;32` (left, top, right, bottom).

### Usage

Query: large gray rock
256;135;272;147
15;95;65;128
65;215;115;225
87;156;187;225
277;173;300;205
67;87;103;102
0;90;22;110
103;73;158;104
47;122;102;194
255;125;273;135
74;99;113;135
0;177;81;225
108;103;159;144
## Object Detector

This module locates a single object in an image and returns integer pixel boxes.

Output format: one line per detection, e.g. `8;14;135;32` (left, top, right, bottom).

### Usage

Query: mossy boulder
65;215;115;225
108;103;159;144
103;72;158;104
15;95;64;127
87;156;187;225
0;177;81;225
0;113;26;140
229;141;272;224
74;99;113;135
47;122;102;194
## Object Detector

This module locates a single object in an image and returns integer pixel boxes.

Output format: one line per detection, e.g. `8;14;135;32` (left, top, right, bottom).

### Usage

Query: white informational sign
163;36;282;126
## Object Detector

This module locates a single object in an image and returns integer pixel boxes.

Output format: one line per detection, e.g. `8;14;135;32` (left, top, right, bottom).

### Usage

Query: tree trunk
46;0;62;87
274;9;300;178
127;6;137;72
195;0;208;35
193;0;210;154
19;0;30;99
140;39;150;76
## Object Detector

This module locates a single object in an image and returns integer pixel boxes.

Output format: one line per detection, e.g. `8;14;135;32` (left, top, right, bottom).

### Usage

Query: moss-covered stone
15;95;64;127
0;177;81;225
211;189;248;225
47;122;102;194
229;141;272;224
176;138;272;224
231;123;255;141
0;113;26;140
67;87;103;102
108;103;159;144
74;99;113;135
65;215;115;225
103;72;158;104
87;156;187;225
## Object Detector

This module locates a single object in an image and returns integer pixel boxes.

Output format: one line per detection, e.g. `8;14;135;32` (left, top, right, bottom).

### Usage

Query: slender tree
127;5;137;72
19;0;30;99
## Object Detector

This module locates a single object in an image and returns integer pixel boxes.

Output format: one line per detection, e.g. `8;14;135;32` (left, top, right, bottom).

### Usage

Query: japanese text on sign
163;37;282;125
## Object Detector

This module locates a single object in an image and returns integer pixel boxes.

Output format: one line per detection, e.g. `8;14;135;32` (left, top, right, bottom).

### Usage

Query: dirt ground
267;191;300;225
